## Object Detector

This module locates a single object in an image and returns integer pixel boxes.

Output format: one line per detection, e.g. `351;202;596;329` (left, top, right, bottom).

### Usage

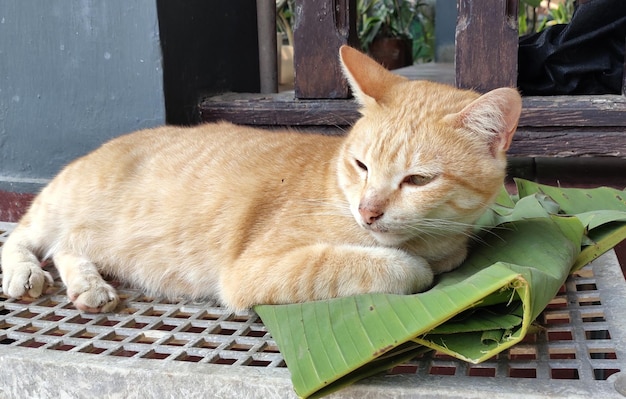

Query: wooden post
293;0;358;99
257;0;279;93
455;0;519;92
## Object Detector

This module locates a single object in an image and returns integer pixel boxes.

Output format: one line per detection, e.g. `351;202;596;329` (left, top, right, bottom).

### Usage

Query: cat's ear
339;45;407;107
449;87;522;154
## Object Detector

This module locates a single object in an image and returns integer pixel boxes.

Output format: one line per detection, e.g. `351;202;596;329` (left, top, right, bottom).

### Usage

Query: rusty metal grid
0;221;624;393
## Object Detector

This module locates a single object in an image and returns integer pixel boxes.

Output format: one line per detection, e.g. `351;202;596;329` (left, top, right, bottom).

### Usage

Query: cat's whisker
326;112;354;130
478;225;513;242
400;219;490;241
283;212;352;220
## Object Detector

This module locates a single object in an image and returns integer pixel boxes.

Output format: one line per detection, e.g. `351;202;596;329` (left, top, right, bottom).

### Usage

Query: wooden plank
509;128;626;158
521;95;626;127
455;0;518;91
200;93;626;128
198;93;626;159
293;0;358;99
199;91;359;126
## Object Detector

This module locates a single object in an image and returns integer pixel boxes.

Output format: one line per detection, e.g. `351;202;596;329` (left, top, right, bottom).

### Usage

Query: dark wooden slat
521;96;626;127
199;92;359;126
455;0;519;92
200;93;626;128
509;128;626;158
198;92;626;159
293;0;358;99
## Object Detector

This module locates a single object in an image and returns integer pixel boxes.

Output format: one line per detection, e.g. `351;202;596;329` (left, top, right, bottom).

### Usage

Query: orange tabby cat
1;46;521;312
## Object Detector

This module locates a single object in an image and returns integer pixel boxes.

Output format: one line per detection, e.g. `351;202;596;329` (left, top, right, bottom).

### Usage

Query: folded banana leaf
255;179;626;398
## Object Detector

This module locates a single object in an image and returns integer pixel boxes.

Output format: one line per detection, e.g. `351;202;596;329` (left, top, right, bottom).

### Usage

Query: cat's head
336;46;522;246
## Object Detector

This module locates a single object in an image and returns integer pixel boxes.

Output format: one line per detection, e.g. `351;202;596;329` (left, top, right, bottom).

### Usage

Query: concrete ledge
0;346;295;398
0;345;623;399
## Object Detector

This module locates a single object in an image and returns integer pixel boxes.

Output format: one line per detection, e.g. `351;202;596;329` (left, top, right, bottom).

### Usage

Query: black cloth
518;0;626;95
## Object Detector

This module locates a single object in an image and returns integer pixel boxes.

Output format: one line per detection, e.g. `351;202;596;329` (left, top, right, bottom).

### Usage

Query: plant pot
368;37;413;70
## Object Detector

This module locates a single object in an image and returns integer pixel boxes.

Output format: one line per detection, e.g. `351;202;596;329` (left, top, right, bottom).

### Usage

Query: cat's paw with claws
2;262;54;299
67;275;119;313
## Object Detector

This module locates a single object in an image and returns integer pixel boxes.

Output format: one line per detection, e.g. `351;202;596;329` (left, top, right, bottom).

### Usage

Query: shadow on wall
156;0;260;125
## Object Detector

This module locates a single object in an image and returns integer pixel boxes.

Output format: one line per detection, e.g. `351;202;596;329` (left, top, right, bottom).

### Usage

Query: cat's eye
403;174;435;186
355;159;368;172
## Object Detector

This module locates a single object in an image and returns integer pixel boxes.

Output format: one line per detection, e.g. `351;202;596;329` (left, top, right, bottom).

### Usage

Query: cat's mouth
369;230;408;246
358;219;389;234
364;223;388;233
360;223;410;245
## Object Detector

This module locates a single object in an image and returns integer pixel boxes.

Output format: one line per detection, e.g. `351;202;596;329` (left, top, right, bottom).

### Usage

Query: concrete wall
0;1;164;192
435;0;457;63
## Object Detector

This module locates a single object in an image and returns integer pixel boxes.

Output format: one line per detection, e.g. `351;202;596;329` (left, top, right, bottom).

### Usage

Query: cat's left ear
450;88;522;154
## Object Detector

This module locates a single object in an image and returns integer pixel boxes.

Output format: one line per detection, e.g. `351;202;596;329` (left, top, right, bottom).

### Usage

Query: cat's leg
430;244;468;274
1;224;54;298
52;251;119;313
221;244;433;310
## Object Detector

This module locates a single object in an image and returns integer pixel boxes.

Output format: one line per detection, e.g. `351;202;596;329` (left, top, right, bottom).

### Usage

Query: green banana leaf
515;179;626;270
255;179;626;398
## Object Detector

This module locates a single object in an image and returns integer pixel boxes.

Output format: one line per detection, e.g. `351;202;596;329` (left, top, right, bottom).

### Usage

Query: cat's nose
358;206;384;225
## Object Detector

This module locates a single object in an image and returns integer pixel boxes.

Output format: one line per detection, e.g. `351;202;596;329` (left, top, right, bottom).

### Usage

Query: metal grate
387;270;622;382
0;224;284;368
0;221;624;398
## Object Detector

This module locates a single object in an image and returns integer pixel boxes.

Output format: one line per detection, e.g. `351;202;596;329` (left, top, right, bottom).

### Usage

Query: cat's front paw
67;275;119;313
2;262;54;299
371;249;434;295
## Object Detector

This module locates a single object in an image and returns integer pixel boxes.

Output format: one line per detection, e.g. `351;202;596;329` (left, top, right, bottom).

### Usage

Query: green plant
518;0;541;35
357;0;434;62
276;0;295;45
519;0;575;36
536;0;575;31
